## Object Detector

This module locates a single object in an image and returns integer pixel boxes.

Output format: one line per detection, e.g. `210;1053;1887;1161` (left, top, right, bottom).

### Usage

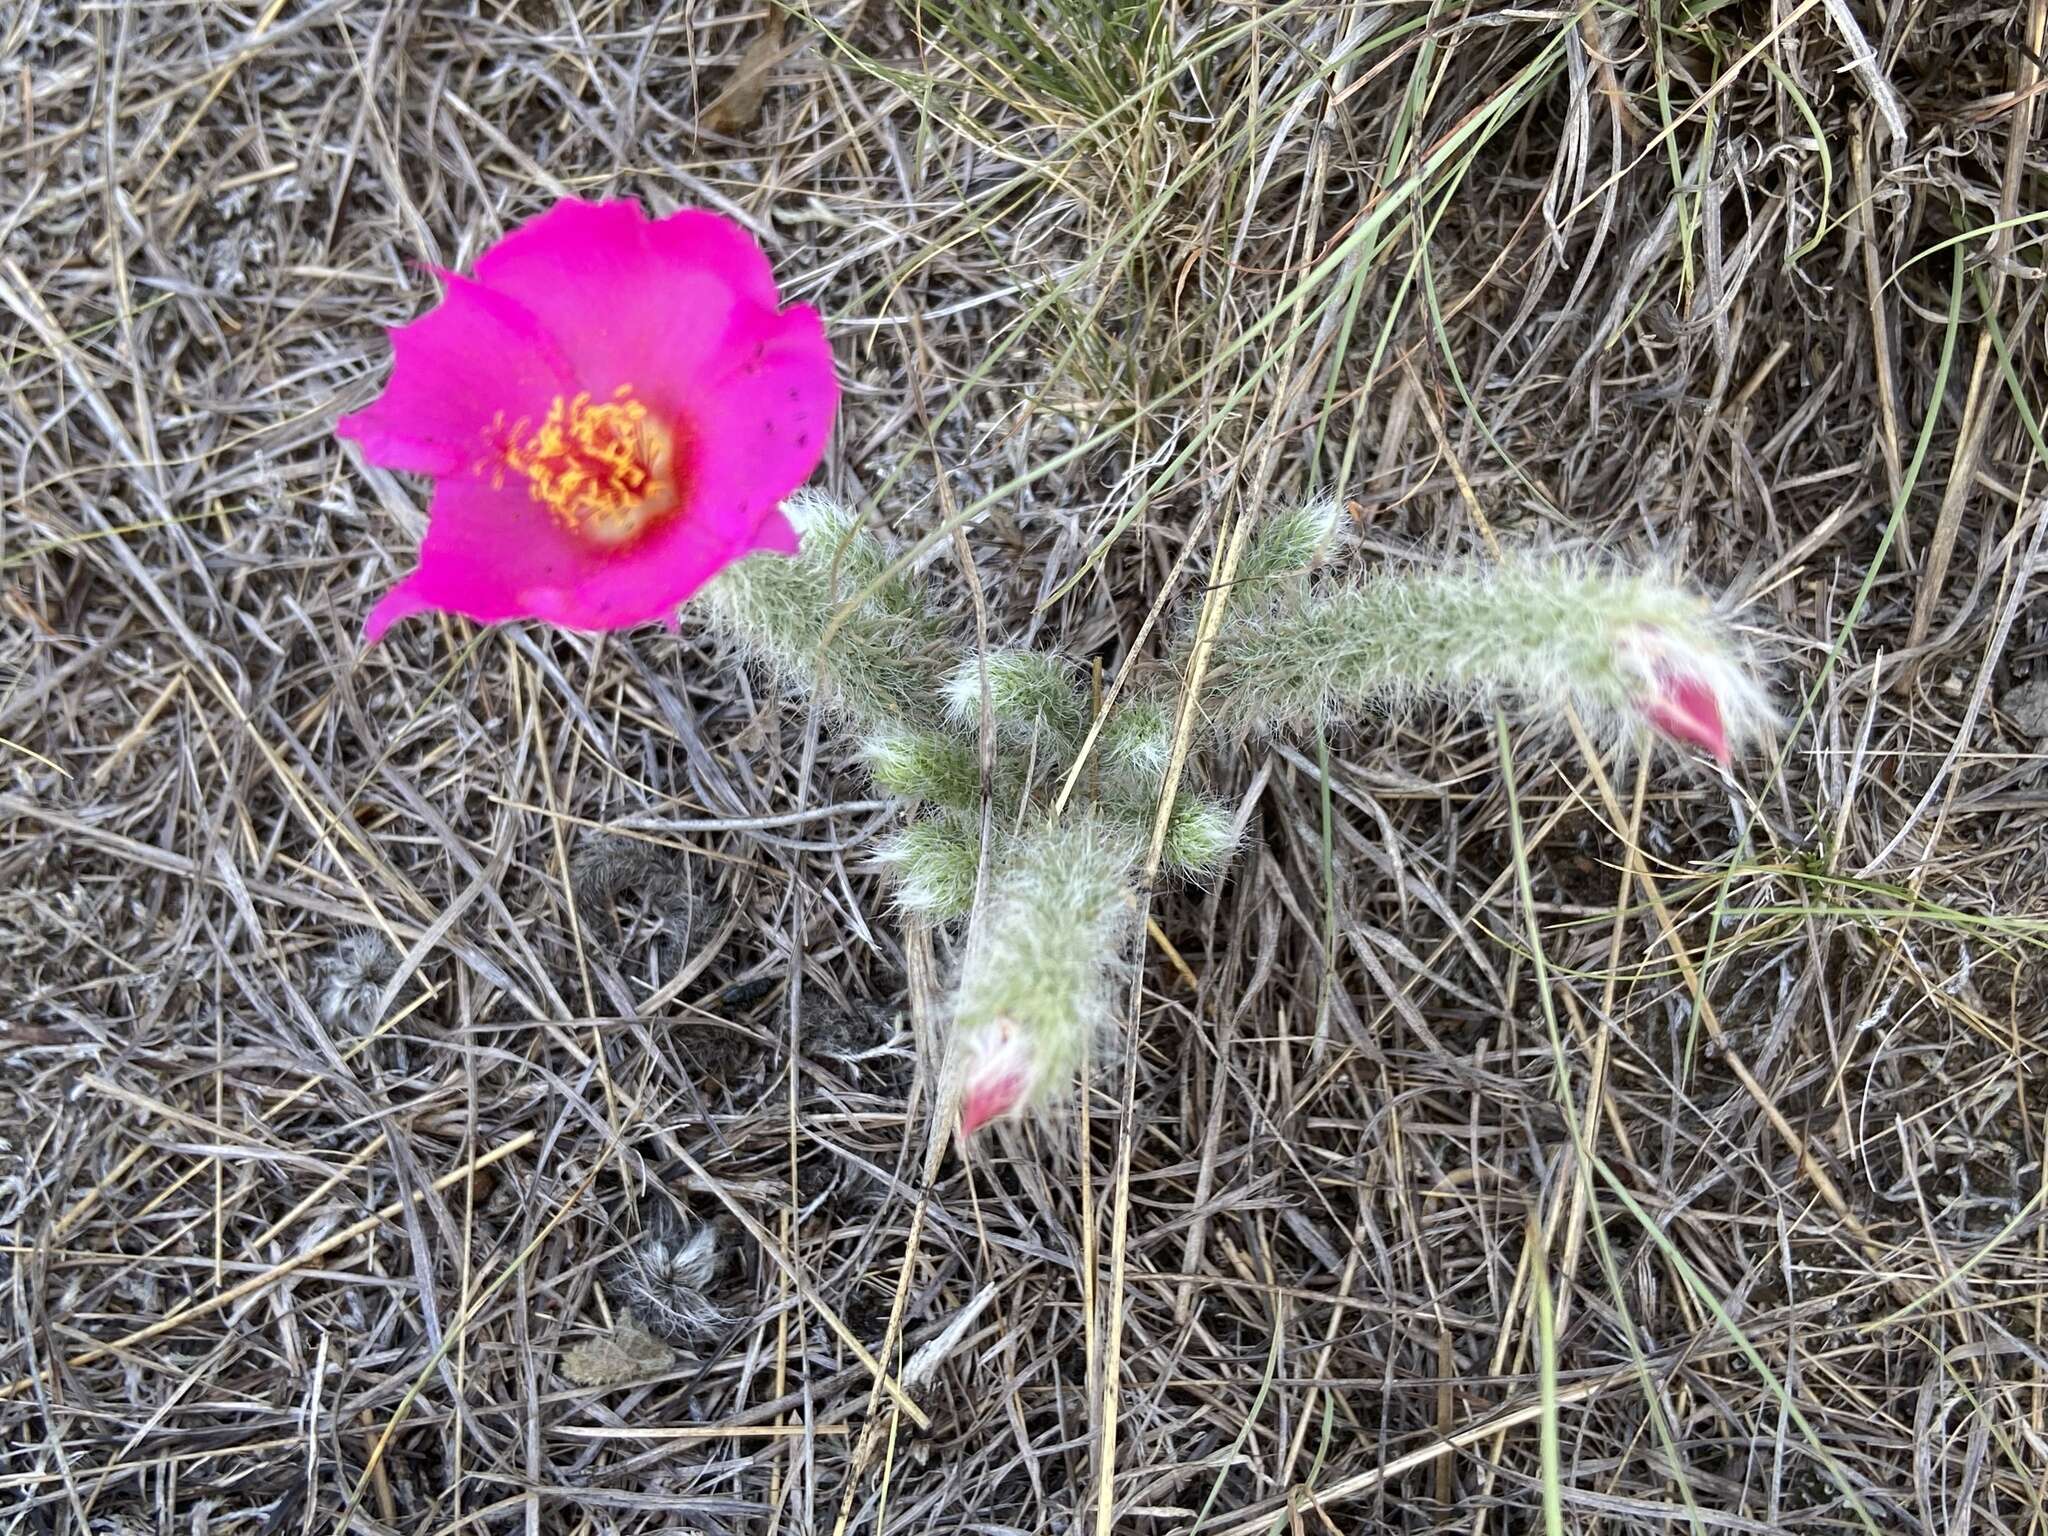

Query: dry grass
5;0;2048;1532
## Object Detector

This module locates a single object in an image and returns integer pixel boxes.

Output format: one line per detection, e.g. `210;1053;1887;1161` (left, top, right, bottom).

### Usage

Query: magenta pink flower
338;199;837;641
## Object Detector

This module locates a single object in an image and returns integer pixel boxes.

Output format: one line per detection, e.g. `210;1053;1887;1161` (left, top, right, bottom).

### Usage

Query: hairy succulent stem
945;649;1087;748
1204;555;1771;760
876;814;987;920
863;726;995;812
949;816;1145;1132
699;489;954;728
694;493;1774;1140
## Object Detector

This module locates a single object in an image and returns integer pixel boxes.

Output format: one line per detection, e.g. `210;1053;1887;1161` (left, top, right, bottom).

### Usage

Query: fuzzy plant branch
694;491;1774;1138
862;727;996;812
1223;493;1350;595
1206;552;1772;762
944;650;1088;749
1094;695;1175;786
947;815;1145;1132
1169;494;1348;669
875;814;985;920
698;490;955;729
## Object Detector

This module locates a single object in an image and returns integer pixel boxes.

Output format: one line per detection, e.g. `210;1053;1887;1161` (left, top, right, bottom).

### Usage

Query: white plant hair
943;649;1086;745
608;1208;727;1342
697;489;955;728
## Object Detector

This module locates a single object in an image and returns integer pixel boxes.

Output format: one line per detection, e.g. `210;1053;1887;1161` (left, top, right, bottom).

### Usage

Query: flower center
497;387;681;547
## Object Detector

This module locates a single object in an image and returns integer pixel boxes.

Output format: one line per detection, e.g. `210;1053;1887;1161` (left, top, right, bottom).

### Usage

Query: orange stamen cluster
496;386;681;547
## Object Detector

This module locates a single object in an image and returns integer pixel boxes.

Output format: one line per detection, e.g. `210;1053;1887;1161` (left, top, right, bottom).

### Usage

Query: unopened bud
1619;624;1739;763
959;1019;1037;1135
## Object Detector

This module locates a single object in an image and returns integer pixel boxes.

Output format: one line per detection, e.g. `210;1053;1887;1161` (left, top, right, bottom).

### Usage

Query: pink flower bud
958;1020;1037;1136
1641;663;1728;762
1620;626;1731;763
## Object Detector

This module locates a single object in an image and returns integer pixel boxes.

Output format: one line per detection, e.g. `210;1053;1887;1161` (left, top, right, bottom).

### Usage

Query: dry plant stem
827;1162;949;1536
1576;4;1636;143
555;1423;848;1441
1093;498;1257;1536
1;1131;536;1399
951;518;999;928
657;1140;933;1432
356;1409;397;1525
768;1203;792;1512
1871;490;2048;880
1144;915;1202;990
247;1132;391;1251
1916;342;2003;652
1550;748;1653;1336
1850;121;1907;550
528;666;622;1133
1277;1242;1362;1484
1465;1219;1546;1536
1910;0;2042;648
1208;1360;1659;1536
1407;358;1504;560
830;1011;960;1536
451;1068;480;1529
1050;493;1226;817
346;1116;628;1532
1173;1006;1236;1326
1558;713;1889;1273
46;1140;153;1240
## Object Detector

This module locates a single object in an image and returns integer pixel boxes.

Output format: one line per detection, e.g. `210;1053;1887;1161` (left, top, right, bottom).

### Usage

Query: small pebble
2000;677;2048;740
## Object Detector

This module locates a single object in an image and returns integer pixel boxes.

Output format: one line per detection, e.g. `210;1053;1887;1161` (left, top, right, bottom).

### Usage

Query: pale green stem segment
949;815;1145;1129
1205;556;1771;752
699;489;953;730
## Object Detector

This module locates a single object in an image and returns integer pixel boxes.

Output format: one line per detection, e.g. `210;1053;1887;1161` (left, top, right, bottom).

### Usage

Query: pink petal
345;198;838;641
645;208;782;309
363;475;590;641
338;274;572;477
469;201;782;398
1642;666;1729;763
363;467;801;643
962;1060;1032;1136
682;303;839;552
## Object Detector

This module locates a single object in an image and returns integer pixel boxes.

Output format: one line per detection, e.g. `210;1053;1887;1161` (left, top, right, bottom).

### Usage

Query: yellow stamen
497;387;680;547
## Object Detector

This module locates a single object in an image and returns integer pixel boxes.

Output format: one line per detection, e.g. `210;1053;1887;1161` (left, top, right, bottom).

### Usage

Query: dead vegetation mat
4;1;2047;1532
